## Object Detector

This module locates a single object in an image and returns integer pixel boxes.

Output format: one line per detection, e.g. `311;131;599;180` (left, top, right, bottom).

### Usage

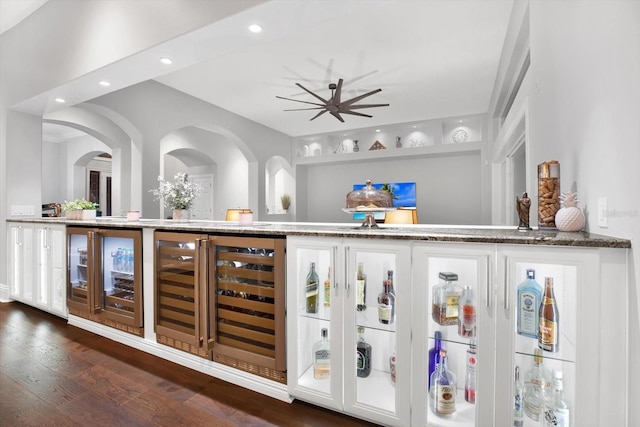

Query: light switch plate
597;197;608;227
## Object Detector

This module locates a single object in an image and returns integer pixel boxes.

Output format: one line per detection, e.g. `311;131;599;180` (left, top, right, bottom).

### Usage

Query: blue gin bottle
517;269;543;338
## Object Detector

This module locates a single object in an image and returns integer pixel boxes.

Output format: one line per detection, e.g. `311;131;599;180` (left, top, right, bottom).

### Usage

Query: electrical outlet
598;197;608;227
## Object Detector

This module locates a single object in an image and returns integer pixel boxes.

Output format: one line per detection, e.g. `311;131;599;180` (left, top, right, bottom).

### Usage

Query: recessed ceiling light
376;129;381;132
54;98;65;103
99;81;111;87
160;57;173;65
248;24;262;33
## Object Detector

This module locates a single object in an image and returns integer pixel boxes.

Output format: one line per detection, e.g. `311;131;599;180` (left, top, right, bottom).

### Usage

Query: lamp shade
225;208;252;221
384;208;418;224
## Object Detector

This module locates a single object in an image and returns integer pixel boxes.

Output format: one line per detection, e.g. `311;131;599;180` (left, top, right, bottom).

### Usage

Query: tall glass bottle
305;262;319;313
428;331;443;389
324;266;331;307
464;340;477;404
539;277;559;352
387;270;396;318
517;269;543;339
542;370;570;427
523;348;552;421
356;326;372;378
356;263;366;311
432;272;462;325
514;366;524;427
378;279;395;324
458;285;476;337
430;349;457;418
313;328;330;379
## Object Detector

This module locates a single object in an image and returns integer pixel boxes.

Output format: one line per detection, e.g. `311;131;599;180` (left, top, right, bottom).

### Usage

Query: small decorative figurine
396;136;402;148
516;192;532;231
556;192;586;232
353;140;359;152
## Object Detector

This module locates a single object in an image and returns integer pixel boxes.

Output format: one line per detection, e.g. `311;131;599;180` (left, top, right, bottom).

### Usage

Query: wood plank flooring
0;302;378;427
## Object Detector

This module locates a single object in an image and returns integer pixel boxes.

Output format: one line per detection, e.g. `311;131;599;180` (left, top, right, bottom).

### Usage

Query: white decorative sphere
555;206;585;231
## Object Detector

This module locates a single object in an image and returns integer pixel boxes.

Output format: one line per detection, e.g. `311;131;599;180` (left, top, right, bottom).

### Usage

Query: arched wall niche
43;105;143;214
159;125;253;220
265;156;294;215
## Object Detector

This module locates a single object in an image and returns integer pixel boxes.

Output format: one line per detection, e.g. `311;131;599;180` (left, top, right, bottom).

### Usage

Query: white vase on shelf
172;209;190;222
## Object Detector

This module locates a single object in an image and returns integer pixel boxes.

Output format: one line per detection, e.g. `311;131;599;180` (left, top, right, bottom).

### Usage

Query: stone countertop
7;217;631;248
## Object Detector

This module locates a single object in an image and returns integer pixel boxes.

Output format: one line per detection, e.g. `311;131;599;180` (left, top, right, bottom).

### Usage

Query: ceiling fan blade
284;107;326;111
332;78;344;105
276;95;325;107
340;110;373;118
342;103;390;110
340;88;383;107
295;83;328;104
309;110;328;121
330;111;345;122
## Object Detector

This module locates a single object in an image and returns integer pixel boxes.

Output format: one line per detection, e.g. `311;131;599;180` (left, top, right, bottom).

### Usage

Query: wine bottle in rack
356;326;372;378
517;269;542;339
305;262;319;313
377;278;395;324
432;272;462;326
356;263;367;311
539;277;559;352
430;349;457;418
313;328;330;379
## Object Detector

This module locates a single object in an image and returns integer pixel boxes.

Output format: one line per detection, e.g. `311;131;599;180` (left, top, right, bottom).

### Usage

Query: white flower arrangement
150;172;201;210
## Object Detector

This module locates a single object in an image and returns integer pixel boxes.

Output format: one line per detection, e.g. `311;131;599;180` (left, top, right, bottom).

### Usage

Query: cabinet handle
503;257;509;310
485;255;491;308
345;247;350;294
332;246;338;294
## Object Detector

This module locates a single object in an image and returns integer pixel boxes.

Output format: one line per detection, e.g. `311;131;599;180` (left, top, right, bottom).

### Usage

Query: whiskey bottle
312;328;330;379
542;370;570;427
428;330;443;389
517;269;542;339
430;349;457;418
387;270;396;318
356;326;372;378
523;348;552;421
464;340;477;404
538;277;559;352
514;366;524;427
377;279;396;324
356;262;367;311
458;285;476;337
305;262;319;313
324;266;331;307
432;272;462;326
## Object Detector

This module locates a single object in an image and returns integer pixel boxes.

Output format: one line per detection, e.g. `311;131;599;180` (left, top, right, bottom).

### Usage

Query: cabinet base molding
157;333;211;359
69;308;143;337
214;352;287;384
68;315;292;403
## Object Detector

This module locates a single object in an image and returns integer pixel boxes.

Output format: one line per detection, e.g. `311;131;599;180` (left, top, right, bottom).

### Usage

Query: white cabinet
7;222;67;318
287;236;412;426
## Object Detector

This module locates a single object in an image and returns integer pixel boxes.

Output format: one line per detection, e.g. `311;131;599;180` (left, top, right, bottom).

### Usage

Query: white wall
302;152;482;224
493;1;640;424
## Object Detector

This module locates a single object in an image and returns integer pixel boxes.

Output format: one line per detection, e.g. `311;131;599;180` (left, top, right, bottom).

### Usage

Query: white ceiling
8;0;514;139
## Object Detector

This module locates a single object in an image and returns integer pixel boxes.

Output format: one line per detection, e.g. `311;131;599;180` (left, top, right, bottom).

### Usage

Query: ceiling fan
276;78;389;122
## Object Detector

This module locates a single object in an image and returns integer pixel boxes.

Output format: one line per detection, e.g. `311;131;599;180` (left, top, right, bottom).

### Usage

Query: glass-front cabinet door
287;236;411;427
67;229;94;311
412;243;494;427
8;223;34;303
35;225;66;317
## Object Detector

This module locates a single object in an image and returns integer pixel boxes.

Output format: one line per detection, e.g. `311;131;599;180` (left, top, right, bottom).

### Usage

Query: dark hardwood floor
0;302;378;427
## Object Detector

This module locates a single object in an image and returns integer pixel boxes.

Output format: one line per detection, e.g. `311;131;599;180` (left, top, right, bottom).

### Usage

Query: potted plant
62;199;99;220
150;172;201;221
280;194;291;213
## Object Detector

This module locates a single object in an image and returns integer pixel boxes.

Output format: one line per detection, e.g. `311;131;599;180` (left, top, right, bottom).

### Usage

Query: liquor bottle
542;370;570;427
356;262;367;311
464;340;477;404
324;266;331;307
389;350;396;386
523;348;552;421
539;277;559;352
432;272;462;325
356;326;372;378
514;366;524;427
430;349;457;418
377;279;396;324
458;285;476;337
312;328;330;379
387;270;396;318
517;269;543;339
305;262;319;313
428;331;443;389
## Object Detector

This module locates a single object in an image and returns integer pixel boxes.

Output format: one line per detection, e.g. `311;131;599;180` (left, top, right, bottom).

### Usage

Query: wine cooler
154;232;286;383
67;227;143;335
